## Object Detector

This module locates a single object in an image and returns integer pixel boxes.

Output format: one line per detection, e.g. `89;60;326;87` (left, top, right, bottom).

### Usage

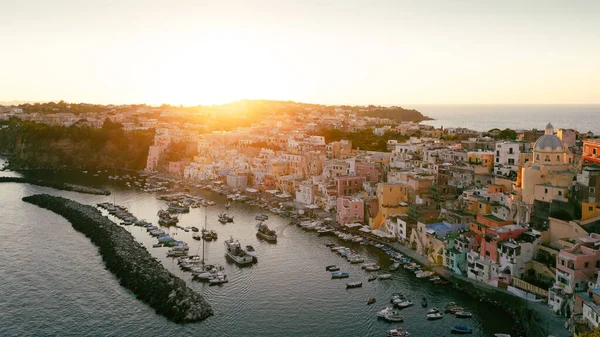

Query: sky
1;0;599;106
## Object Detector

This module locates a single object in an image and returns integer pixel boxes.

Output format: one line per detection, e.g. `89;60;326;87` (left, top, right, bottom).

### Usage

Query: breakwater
0;177;110;195
22;194;213;323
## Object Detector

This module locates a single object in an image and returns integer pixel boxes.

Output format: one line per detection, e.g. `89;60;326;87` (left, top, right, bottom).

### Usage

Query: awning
372;229;395;238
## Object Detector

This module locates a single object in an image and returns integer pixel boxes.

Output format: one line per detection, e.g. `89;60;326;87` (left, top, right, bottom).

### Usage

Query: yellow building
521;123;575;212
467;151;495;172
373;183;409;229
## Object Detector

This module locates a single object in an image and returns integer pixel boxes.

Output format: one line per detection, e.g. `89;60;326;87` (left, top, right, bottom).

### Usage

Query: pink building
336;197;364;226
168;161;188;176
556;234;600;294
355;162;383;183
479;225;529;262
335;175;366;197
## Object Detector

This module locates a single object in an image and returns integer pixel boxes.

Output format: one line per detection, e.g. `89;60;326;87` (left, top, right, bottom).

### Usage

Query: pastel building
335;175;366;197
443;231;476;276
336;197;364;226
555;234;600;295
583;139;600;165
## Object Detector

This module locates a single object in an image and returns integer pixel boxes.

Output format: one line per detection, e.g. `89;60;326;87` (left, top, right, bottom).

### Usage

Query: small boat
245;245;257;257
427;313;443;320
394;300;413;309
383;313;404;322
368;275;377;282
377;306;396;318
493;334;511;337
152;243;162;248
386;327;410;337
367;298;377;305
427;307;440;314
445;306;465;314
325;265;339;271
415;270;434;279
331;272;349;279
346;281;362;289
421;297;428;307
451;326;473;334
255;214;269;221
455;311;473;318
256;222;277;242
191;226;199;232
429;277;441;282
378;274;392;280
208;272;228;285
389;262;400;271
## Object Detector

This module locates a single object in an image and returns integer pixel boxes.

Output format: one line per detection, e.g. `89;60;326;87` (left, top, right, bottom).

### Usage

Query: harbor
0;165;515;336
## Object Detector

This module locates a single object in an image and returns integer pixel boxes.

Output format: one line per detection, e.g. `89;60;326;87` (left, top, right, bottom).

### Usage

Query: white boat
378;273;392;280
377;306;396;318
493;334;511;337
245;245;257;257
455;311;473;318
224;236;254;266
208;272;228;285
416;271;434;278
427;307;440;314
427;313;443;320
395;300;413;308
386;327;410;337
389;262;400;271
383;313;404;322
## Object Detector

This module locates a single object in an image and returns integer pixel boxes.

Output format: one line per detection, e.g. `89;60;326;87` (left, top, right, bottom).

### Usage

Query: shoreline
0;177;111;195
22;194;213;323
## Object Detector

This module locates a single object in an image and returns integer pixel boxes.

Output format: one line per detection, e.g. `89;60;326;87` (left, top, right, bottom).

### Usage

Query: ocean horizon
398;104;600;134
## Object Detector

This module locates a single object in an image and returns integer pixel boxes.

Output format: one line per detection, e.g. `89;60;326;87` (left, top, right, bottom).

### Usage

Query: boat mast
202;204;207;265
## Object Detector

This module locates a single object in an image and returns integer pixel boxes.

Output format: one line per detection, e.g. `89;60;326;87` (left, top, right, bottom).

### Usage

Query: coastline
0;176;111;195
22;194;213;323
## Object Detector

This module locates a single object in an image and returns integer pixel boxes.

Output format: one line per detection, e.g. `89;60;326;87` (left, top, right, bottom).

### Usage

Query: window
590;206;594;212
591;188;596;194
594;148;598;155
496;158;499;163
496;151;500;156
545;188;548;194
585;262;590;268
557;155;560;161
509;148;514;154
508;159;515;165
558;191;562;196
536;154;539;160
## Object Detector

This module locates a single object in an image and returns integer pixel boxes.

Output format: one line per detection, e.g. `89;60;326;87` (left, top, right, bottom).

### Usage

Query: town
2;100;600;336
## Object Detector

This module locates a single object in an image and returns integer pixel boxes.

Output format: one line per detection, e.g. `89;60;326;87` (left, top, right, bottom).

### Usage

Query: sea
0;159;514;337
404;104;600;134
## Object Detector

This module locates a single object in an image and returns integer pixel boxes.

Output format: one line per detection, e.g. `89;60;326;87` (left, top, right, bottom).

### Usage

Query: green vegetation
0;119;154;170
314;128;408;152
354;105;430;122
488;128;517;140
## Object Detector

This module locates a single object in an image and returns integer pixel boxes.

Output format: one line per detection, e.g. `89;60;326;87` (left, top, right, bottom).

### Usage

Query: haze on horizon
1;0;599;106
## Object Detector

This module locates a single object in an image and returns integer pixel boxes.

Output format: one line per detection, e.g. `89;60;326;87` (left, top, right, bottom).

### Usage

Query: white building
583;302;600;328
494;141;521;177
382;215;408;242
296;181;317;205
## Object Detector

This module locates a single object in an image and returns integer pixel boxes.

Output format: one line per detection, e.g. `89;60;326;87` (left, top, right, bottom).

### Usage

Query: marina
0;165;515;337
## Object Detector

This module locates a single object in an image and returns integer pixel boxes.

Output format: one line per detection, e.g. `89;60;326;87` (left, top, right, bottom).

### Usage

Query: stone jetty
22;194;213;323
0;177;110;195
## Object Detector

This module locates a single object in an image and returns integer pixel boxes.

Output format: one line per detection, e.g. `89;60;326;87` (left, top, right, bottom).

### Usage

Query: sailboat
192;205;225;282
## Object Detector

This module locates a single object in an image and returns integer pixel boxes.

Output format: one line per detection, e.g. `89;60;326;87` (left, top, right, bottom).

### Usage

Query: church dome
534;135;565;152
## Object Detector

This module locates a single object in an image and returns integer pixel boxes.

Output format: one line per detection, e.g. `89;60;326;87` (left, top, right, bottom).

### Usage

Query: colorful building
336;197;364;226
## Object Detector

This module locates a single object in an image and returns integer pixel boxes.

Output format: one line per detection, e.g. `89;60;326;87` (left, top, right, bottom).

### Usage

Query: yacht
224;237;254;266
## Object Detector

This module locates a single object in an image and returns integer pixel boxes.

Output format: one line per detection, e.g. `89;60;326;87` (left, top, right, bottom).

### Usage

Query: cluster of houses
147;117;600;334
5;101;600;333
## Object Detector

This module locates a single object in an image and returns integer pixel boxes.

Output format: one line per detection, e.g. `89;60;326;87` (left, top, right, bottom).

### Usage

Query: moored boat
427;313;443;320
377;306;396;318
389;262;400;271
331;272;349;279
450;326;473;334
394;300;413;309
383;313;404;322
368;274;377;282
367;297;377;305
224;236;254;266
455;311;473;318
256;221;277;242
378;273;392;280
427;307;440;314
245;245;257;257
346;281;362;289
386;327;410;337
325;265;339;271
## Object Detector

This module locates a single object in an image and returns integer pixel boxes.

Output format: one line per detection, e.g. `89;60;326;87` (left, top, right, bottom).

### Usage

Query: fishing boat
224;236;254;266
331;272;349;279
377;307;397;318
367;297;376;305
201;229;214;241
415;270;434;279
157;209;178;226
346;281;362;289
450;326;473;334
455;311;473;318
256;221;277;242
426;313;443;320
218;212;234;223
493;334;511;337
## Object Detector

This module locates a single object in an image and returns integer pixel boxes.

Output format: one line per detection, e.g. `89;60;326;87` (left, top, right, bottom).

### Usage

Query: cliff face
23;194;213;323
0;121;154;170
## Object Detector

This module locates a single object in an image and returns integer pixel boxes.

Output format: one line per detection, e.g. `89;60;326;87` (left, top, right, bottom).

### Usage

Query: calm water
406;104;600;134
0;162;513;336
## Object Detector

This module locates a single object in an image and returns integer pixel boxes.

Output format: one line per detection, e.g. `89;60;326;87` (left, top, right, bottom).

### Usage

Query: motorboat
224;236;254;266
427;307;440;314
365;265;381;272
201;229;214;241
493;334;511;337
386;327;410;337
218;212;234;223
455;311;473;318
445;306;465;314
368;275;377;282
325;265;340;271
255;214;269;221
377;306;396;318
389;262;400;271
256;222;277;242
383;313;404;322
331;272;349;279
208;272;228;285
367;298;376;305
416;271;434;279
346;281;362;289
450;326;473;334
191;226;199;232
394;300;413;309
426;313;443;320
378;274;392;280
192;233;201;240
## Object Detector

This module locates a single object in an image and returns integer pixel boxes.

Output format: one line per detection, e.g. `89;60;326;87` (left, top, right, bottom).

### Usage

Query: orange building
583;139;600;165
470;214;514;235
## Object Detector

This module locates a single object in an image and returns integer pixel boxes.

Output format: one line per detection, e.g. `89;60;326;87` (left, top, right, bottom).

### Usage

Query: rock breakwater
0;177;110;195
22;194;213;323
